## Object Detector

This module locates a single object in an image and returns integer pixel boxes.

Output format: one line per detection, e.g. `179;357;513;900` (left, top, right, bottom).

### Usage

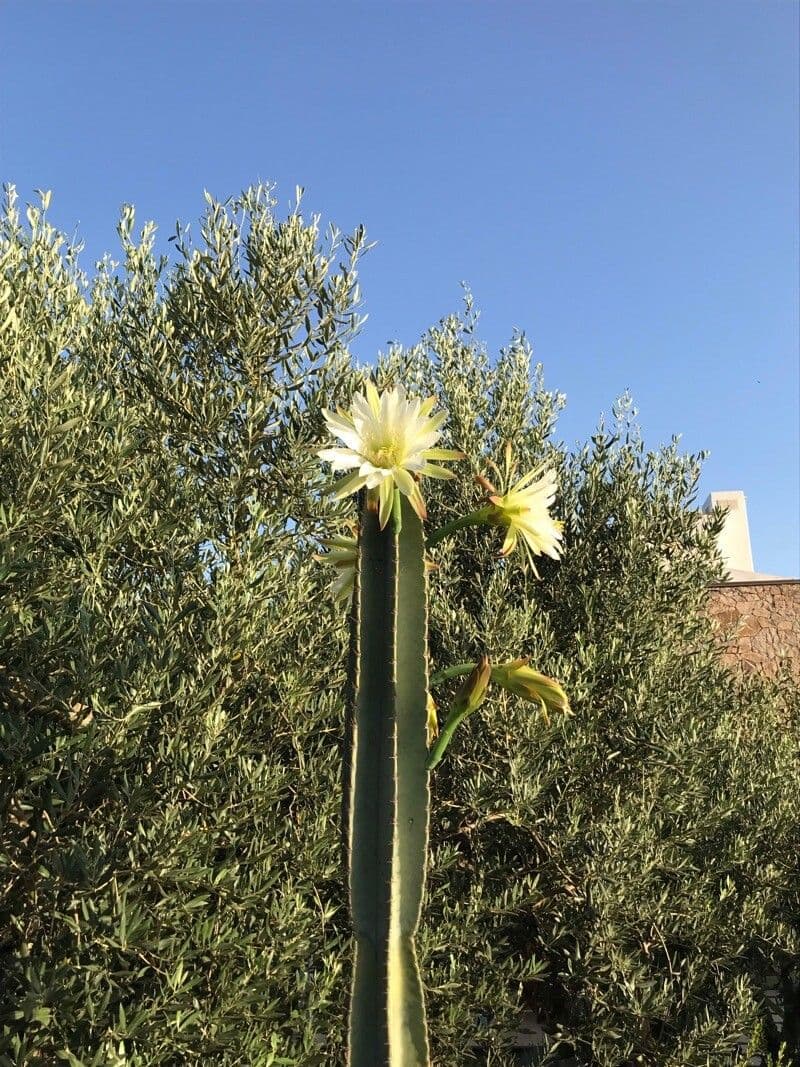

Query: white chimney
703;491;754;576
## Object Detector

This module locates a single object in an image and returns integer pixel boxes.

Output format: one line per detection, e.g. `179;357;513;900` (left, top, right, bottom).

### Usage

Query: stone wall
706;580;800;679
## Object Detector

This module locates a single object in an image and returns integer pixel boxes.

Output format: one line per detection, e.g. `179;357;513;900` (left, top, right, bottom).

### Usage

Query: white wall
703;491;754;575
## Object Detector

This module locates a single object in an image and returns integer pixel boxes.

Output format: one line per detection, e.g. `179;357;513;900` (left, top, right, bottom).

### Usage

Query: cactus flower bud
452;655;492;718
491;658;570;722
314;532;358;603
426;692;439;745
425;656;493;771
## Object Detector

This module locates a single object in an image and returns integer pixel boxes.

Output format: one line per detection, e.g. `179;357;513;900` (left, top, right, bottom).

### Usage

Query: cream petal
351;393;376;425
423;447;465;461
378;478;394;528
407;481;428;522
420;462;457;481
410;430;442;452
406;395;422;422
332;569;355;601
332;471;370;499
403;455;426;472
513;512;553;533
318;448;362;470
512;464;549;491
512;492;556;515
323;408;357;433
515;516;558;540
324;424;365;453
364;469;389;489
513;471;553;492
517;527;545;551
518;527;561;560
381;387;398;425
500;526;518;557
322;406;355;429
329;553;358;568
365;380;381;416
522;538;542;578
392;466;417;497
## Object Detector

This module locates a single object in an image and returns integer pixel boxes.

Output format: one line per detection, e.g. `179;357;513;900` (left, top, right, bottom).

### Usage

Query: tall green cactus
319;384;567;1065
345;491;430;1067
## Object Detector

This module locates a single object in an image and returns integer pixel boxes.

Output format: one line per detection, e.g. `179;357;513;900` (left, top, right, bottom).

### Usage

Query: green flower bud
426;692;439;745
452;655;492;717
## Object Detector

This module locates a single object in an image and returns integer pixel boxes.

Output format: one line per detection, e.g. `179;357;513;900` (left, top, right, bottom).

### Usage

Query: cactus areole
344;490;431;1066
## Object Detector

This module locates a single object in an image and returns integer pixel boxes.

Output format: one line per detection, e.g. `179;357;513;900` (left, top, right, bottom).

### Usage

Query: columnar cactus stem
345;492;430;1067
318;385;568;1064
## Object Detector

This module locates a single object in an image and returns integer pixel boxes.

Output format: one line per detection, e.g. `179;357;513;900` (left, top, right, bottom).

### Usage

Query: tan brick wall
706;581;800;678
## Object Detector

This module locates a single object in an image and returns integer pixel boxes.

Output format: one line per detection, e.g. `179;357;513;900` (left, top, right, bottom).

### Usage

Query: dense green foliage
1;186;798;1066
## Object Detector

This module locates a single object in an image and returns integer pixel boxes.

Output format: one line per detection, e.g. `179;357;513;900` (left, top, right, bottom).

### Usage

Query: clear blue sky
2;1;798;576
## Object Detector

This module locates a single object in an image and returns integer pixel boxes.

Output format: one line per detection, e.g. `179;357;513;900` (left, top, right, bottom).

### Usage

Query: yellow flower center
371;443;401;469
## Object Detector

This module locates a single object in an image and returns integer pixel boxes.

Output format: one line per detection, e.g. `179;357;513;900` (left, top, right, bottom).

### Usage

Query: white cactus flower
319;381;463;528
480;443;564;575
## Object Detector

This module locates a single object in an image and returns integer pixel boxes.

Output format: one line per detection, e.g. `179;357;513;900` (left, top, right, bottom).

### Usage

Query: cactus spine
345;490;430;1067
